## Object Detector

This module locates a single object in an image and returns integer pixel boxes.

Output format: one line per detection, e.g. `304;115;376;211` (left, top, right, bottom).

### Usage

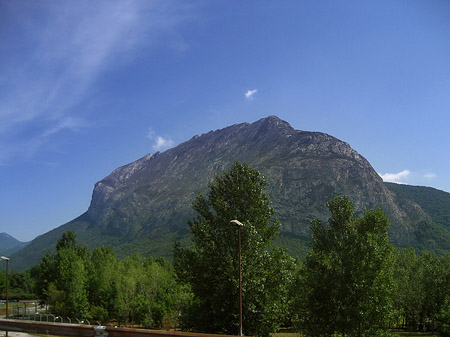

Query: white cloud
424;172;436;180
379;170;411;184
147;128;174;152
245;89;258;100
153;136;175;151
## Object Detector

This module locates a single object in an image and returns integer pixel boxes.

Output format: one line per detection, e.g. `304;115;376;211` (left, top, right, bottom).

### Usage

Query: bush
436;304;450;337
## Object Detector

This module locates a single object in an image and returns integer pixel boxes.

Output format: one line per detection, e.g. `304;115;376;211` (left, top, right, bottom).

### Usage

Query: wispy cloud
0;1;192;164
379;170;438;187
153;136;175;151
245;89;258;100
147;128;174;152
379;170;410;184
424;172;436;180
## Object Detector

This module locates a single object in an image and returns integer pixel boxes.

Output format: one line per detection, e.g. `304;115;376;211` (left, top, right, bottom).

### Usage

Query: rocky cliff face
10;116;435;270
85;116;427;246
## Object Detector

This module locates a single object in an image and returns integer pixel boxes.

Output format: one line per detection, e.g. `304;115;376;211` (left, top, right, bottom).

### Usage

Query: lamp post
1;256;9;337
230;220;244;336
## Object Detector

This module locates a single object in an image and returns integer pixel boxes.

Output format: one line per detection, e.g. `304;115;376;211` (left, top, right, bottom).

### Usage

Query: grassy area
0;302;32;316
392;333;438;337
272;328;302;337
272;333;301;337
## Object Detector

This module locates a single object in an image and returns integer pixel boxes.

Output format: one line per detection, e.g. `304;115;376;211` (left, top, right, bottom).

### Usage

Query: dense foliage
0;268;35;300
174;162;295;337
30;231;190;328
385;183;450;229
298;196;395;337
385;182;450;251
5;165;450;336
393;248;450;332
17;218;450;336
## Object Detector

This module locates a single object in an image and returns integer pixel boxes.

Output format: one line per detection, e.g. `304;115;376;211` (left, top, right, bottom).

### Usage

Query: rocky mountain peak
83;116;426;243
9;116;435;270
252;115;295;131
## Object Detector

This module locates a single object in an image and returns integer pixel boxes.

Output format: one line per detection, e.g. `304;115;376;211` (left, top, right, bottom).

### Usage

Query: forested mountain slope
0;233;28;257
385;182;450;252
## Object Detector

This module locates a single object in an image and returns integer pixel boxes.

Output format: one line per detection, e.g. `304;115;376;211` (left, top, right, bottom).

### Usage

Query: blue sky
1;1;450;242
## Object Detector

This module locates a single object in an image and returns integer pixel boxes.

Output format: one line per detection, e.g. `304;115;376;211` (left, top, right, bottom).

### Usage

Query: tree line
28;231;191;328
2;162;450;336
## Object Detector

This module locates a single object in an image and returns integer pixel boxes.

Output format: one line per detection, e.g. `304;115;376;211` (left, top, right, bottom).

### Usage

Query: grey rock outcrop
10;116;432;270
86;115;427;245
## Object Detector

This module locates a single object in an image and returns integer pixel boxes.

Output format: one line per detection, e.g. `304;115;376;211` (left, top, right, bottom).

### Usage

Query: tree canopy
32;231;189;328
299;196;395;337
174;162;294;337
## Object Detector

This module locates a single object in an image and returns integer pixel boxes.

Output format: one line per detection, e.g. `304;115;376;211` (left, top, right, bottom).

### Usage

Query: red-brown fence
0;319;237;337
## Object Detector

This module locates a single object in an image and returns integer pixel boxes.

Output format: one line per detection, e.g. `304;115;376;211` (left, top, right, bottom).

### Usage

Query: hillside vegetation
385;182;450;253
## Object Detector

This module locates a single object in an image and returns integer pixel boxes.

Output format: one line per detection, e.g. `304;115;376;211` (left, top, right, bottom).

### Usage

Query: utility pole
1;256;9;337
230;220;244;336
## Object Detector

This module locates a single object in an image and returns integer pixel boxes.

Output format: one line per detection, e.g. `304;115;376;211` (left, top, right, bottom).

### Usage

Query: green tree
54;233;90;317
56;230;78;251
32;251;56;301
34;231;90;318
393;250;450;332
88;246;119;321
116;254;150;326
300;196;395;337
174;162;294;337
47;282;65;315
416;251;445;331
115;255;187;328
0;269;35;300
392;248;422;329
33;232;187;326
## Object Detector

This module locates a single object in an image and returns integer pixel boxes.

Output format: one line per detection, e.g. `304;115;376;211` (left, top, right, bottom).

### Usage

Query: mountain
10;116;439;270
0;233;29;257
385;182;450;252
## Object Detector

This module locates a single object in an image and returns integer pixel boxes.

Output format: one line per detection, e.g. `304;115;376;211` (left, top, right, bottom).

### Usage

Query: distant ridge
0;232;29;257
10;116;447;270
385;182;450;252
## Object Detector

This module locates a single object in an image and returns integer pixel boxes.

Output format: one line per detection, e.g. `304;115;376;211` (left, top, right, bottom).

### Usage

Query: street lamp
1;256;9;337
230;220;244;336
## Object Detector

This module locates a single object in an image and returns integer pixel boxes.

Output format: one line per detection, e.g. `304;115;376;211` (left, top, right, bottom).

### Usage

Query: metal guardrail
0;319;238;337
